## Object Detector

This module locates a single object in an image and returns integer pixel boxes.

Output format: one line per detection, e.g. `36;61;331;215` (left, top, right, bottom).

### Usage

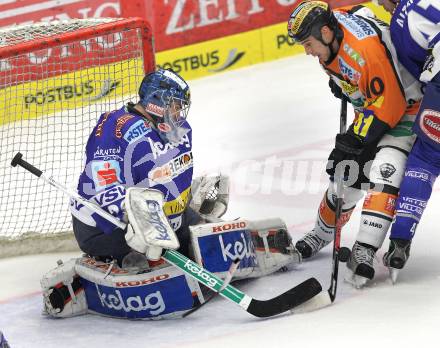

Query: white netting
0;18;153;256
0;18;117;47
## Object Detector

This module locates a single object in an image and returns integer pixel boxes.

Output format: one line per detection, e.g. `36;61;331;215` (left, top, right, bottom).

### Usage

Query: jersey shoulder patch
334;10;376;40
122;118;153;144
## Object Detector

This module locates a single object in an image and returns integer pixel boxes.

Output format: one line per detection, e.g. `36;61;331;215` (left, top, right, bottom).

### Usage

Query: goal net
0;18;155;257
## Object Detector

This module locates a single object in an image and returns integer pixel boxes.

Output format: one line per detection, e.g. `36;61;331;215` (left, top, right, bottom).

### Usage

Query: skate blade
389;267;400;284
344;270;368;289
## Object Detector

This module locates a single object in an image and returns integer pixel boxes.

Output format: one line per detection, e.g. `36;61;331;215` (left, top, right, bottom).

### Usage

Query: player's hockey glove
326;129;364;179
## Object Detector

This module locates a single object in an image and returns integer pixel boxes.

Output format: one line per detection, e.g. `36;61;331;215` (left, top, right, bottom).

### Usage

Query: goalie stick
183;258;240;318
11;153;322;318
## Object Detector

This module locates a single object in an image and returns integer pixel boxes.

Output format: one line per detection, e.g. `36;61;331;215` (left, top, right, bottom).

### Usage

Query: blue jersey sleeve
391;0;440;80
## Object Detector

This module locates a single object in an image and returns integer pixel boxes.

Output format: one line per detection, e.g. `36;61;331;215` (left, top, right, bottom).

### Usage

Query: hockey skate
295;229;331;259
345;241;376;289
383;238;411;284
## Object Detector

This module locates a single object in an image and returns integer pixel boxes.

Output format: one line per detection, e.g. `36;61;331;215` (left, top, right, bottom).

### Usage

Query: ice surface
1;55;439;348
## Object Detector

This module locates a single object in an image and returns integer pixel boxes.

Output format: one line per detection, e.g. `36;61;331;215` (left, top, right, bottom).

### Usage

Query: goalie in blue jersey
376;0;440;282
39;68;301;320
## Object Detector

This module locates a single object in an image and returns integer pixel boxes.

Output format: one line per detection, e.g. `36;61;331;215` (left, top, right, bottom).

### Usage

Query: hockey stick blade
290;290;333;313
246;277;322;318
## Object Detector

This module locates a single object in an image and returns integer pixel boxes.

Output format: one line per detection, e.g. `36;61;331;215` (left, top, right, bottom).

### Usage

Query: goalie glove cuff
145;246;163;261
125;225;164;261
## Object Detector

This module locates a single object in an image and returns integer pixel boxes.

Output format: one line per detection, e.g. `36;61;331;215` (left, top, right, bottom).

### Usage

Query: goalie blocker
41;218;301;319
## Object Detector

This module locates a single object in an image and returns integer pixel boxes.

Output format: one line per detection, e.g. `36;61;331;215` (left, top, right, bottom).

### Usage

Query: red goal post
0;17;155;257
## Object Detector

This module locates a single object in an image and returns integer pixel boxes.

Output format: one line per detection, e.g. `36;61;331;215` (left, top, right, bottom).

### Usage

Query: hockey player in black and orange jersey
287;1;422;287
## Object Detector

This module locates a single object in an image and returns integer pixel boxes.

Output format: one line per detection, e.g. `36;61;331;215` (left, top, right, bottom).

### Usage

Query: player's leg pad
189;218;301;281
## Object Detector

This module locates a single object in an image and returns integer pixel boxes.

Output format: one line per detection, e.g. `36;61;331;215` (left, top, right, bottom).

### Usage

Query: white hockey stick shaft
10;153;127;230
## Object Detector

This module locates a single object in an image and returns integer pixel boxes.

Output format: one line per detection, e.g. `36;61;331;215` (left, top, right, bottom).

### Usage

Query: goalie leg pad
189;218;301;281
75;256;204;320
40;258;88;318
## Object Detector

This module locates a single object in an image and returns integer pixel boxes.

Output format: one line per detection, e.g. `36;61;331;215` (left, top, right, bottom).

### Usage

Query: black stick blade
246;277;322;318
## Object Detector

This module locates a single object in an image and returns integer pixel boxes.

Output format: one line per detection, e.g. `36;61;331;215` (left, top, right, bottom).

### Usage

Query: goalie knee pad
40;258;87;318
75;256;204;319
189;218;301;280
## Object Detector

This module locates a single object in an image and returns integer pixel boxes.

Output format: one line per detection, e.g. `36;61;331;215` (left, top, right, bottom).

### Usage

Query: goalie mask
139;68;191;143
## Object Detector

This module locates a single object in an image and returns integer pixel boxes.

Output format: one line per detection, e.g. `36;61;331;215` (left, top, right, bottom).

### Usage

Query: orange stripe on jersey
362;190;397;218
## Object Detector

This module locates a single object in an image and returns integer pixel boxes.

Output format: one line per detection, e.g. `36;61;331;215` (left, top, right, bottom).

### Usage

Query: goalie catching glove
124;187;180;261
190;174;229;221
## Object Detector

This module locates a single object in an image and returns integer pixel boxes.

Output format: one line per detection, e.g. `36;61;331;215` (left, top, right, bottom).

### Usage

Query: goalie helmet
287;1;338;43
138;68;191;142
